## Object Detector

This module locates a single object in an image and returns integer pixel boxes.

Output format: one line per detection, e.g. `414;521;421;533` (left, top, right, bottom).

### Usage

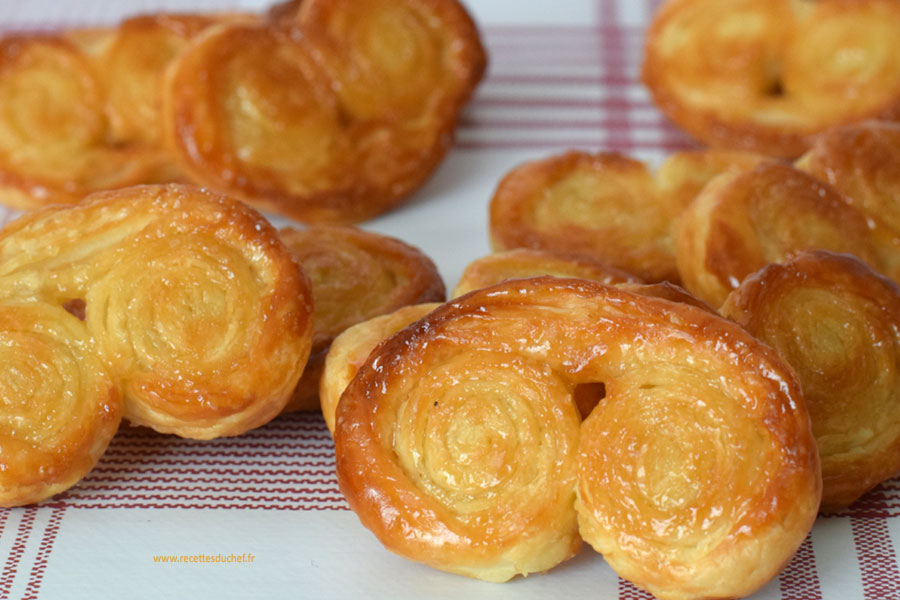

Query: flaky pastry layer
722;250;900;512
279;226;445;412
489;150;765;283
643;0;900;157
0;184;314;439
675;161;893;307
335;277;820;594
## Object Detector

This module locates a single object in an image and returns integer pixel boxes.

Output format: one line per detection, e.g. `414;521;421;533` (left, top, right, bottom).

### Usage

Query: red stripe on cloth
0;507;37;600
65;502;348;511
597;0;635;153
21;507;65;600
617;578;654;599
852;517;900;599
779;534;822;600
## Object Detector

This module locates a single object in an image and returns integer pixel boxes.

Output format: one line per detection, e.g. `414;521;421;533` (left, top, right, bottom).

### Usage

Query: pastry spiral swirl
675;161;889;307
321;302;441;435
0;302;120;507
722;250;900;512
336;277;820;592
643;0;900;158
0;184;314;439
279;226;445;412
489;150;765;283
0;34;170;209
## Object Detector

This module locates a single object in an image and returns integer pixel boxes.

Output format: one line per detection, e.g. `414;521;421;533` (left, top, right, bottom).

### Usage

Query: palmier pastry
796;120;900;277
0;302;121;507
721;250;900;512
675;161;889;307
451;248;640;297
291;0;486;121
0;184;314;439
0;34;172;209
164;0;485;225
643;0;900;158
94;14;221;147
489;150;767;283
321;302;441;434
336;277;820;591
279;226;445;412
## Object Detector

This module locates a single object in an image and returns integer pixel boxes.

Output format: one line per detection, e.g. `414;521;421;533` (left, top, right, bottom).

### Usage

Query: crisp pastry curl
292;0;486;122
0;302;121;507
489;150;766;283
0;34;173;209
164;0;485;225
796;120;900;278
675;161;889;308
321;302;441;435
336;277;820;590
721;250;900;512
93;14;221;146
643;0;900;158
279;226;445;412
452;248;641;298
0;184;314;439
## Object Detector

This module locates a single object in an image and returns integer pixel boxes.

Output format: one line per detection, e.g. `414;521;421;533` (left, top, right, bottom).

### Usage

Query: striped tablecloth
1;2;899;599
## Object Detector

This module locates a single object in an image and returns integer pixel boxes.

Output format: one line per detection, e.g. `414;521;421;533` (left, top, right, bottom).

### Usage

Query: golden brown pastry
0;301;121;507
0;34;172;209
452;248;640;297
0;184;314;439
721;250;900;512
293;0;486;121
643;0;900;158
320;302;441;434
279;226;445;412
675;161;889;307
489;150;767;283
489;152;679;282
95;14;220;146
615;281;715;313
164;0;485;225
336;277;820;591
796;120;900;278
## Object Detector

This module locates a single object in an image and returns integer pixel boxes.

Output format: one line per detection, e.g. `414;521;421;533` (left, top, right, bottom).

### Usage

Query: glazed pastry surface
643;0;900;157
335;277;820;594
0;184;314;439
280;226;445;412
0;302;121;507
796;120;900;278
489;150;766;283
321;302;441;435
675;161;888;307
722;250;900;512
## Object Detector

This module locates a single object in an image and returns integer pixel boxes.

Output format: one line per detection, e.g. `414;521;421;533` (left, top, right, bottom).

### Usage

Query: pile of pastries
326;120;900;600
0;0;486;223
4;0;900;599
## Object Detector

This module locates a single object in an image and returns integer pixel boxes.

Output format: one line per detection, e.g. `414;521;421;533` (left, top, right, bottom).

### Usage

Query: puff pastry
643;0;900;158
0;184;314;439
721;250;900;512
164;0;485;225
95;13;220;146
279;225;445;412
452;248;640;298
796;120;900;278
0;302;121;507
489;150;766;283
335;277;820;592
0;34;172;209
675;161;889;307
321;302;441;435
